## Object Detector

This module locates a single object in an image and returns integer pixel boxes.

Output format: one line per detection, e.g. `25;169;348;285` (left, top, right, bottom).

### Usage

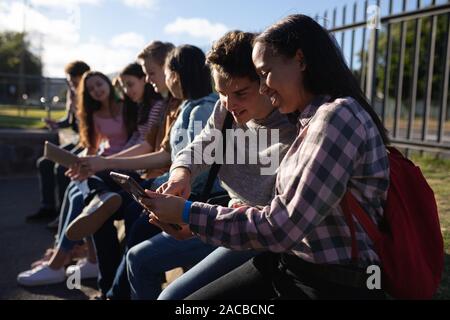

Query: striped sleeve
124;100;165;148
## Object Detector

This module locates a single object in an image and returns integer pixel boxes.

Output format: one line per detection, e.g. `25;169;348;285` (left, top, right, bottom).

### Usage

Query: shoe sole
65;194;122;241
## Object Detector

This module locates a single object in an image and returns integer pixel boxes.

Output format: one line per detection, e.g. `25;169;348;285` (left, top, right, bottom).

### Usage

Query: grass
410;153;450;299
0;105;66;129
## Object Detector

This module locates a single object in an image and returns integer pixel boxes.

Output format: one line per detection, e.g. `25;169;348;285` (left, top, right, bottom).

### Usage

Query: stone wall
0;129;59;176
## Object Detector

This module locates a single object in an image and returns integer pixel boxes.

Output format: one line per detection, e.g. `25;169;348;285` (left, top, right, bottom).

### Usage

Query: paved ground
0;175;99;300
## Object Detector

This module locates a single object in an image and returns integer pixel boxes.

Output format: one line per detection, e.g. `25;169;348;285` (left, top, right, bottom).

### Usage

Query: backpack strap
198;112;234;202
341;148;395;262
341;191;384;262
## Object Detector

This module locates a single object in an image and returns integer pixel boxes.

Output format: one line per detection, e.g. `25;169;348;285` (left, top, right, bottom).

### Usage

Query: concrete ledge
0;128;59;176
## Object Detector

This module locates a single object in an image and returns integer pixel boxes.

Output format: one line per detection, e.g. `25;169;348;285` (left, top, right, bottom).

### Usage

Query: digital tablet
43;141;79;168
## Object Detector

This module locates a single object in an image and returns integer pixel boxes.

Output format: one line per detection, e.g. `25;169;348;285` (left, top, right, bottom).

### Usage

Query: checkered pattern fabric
189;95;389;266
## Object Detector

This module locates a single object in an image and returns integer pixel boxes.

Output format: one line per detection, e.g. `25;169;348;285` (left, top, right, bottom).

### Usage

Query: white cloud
110;32;146;49
0;2;143;77
164;17;229;43
0;2;80;45
122;0;158;9
44;40;139;77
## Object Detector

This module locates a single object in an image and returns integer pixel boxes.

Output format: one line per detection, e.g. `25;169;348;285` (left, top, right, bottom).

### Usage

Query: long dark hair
120;62;162;131
255;14;389;144
165;45;212;100
77;71;117;149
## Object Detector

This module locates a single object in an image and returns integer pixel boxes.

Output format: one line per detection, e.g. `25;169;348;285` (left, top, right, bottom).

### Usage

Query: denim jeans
126;232;216;300
105;210;162;300
158;247;258;300
55;181;85;251
92;178;157;297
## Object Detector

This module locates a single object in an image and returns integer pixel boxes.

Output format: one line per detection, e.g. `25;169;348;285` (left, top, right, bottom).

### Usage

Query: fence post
45;77;51;119
366;1;380;103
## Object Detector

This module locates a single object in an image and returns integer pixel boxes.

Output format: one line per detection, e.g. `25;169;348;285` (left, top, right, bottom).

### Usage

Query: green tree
374;14;449;105
0;31;42;75
0;31;43;104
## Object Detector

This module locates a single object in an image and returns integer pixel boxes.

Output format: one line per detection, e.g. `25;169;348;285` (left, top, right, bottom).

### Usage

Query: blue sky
0;0;442;77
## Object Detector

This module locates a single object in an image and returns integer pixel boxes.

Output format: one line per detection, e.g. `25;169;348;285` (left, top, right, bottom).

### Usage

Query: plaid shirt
189;95;389;266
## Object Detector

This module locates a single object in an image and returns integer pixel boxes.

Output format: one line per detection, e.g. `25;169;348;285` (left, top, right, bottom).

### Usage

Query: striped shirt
189;95;389;267
124;99;166;149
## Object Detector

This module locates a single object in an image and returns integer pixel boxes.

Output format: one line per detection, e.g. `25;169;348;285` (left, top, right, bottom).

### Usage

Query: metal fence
316;0;450;154
0;72;67;111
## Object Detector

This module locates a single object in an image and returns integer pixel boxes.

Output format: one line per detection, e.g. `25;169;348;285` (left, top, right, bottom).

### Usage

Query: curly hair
206;30;259;81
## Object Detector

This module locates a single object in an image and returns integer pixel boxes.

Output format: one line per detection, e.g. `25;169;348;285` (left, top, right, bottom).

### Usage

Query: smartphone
110;171;147;202
109;171;182;230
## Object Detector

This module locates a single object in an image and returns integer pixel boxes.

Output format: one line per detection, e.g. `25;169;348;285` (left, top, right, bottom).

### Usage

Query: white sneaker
65;192;122;241
17;263;65;286
66;258;99;279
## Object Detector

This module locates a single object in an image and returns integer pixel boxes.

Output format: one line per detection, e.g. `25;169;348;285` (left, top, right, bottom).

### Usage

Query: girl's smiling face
252;41;309;113
86;75;110;103
120;74;146;103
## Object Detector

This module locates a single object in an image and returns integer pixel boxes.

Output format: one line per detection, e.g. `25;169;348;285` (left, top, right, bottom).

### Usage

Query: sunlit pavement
0;175;99;300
